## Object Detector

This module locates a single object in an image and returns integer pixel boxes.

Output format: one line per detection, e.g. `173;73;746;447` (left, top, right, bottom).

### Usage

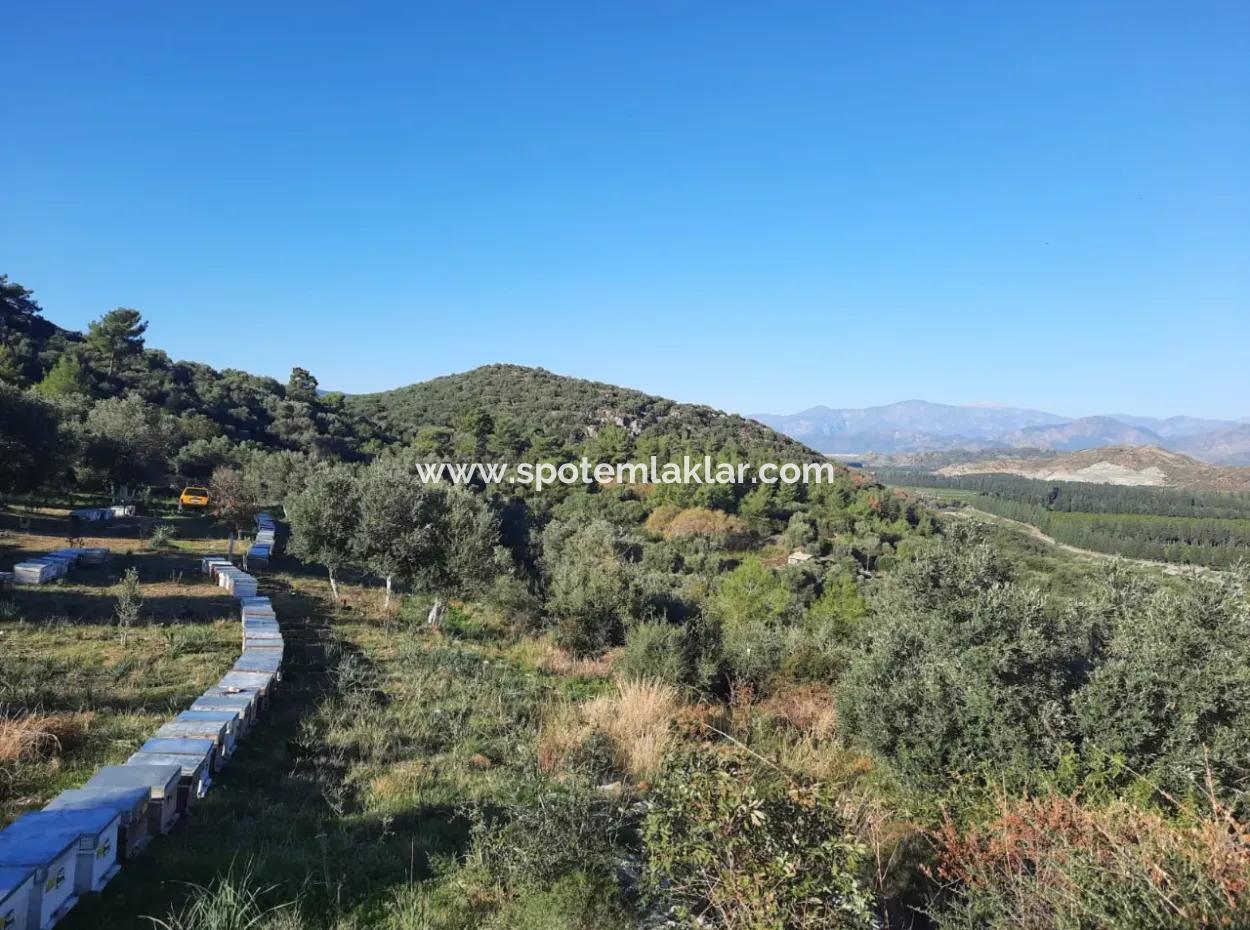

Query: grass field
2;501;910;929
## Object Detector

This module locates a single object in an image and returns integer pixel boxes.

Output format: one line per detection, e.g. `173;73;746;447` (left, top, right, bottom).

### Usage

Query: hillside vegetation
5;275;1250;929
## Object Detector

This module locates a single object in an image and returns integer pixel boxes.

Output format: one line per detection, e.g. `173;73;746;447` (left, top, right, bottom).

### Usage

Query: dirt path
942;506;1223;577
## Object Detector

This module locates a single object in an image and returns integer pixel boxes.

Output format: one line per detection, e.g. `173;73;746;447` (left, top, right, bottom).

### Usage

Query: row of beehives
248;512;278;568
202;555;260;599
0;565;284;930
68;505;135;523
12;546;111;585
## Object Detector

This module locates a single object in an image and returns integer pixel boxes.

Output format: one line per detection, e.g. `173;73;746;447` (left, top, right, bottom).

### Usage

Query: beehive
7;810;122;896
125;752;210;811
0;866;35;930
141;735;220;775
13;561;57;585
205;679;265;718
191;691;256;730
44;786;150;862
75;547;109;566
233;651;282;678
0;823;80;930
85;765;181;835
177;710;241;756
201;556;233;576
242;636;283;659
217;671;275;711
153;721;230;770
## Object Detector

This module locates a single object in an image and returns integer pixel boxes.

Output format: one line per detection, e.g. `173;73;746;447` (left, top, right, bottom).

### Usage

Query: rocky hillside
936;445;1250;491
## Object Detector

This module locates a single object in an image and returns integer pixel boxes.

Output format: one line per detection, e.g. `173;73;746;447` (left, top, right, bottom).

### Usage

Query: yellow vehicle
178;486;211;509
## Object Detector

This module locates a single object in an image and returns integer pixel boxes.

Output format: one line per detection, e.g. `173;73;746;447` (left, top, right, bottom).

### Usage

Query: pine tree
85;307;147;376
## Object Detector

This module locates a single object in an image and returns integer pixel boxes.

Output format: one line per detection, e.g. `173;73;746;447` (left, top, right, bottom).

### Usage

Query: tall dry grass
0;710;91;766
539;679;680;781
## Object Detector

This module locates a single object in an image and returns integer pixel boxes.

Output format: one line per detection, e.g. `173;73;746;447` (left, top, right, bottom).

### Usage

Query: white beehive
191;691;256;731
218;671;275;711
242;636;283;659
176;710;241;757
0;866;35;930
154;720;230;770
85;765;182;835
126;752;210;811
202;557;233;576
13;561;56;585
44;786;150;862
205;678;265;719
0;823;80;930
12;810;122;896
234;651;282;679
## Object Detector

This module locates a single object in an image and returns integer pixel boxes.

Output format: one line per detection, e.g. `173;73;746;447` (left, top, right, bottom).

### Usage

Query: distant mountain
750;400;1066;454
1105;415;1239;439
752;401;1250;464
935;445;1250;492
1174;424;1250;467
1007;417;1163;452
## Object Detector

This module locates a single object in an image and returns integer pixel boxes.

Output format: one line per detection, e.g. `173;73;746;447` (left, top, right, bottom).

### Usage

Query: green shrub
616;618;721;692
1074;573;1250;805
642;751;875;929
837;533;1092;787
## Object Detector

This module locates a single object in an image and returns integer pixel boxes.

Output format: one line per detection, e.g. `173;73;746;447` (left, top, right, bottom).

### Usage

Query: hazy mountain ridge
752;400;1250;463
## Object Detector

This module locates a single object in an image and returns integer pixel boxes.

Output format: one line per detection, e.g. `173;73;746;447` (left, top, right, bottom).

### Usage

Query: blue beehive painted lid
4;809;119;843
192;692;253;710
140;737;215;757
0;865;34;899
0;811;114;865
126;752;206;779
178;709;242;727
45;786;149;822
234;653;281;673
156;719;227;741
86;764;181;797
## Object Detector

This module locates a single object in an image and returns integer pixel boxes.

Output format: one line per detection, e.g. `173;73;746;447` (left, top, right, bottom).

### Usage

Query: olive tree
286;465;361;603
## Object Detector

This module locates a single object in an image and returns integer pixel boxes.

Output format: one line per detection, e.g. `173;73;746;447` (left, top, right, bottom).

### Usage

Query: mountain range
750;401;1250;465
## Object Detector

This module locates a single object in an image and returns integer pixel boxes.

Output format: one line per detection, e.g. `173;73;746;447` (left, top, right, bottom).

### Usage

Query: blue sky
2;1;1247;418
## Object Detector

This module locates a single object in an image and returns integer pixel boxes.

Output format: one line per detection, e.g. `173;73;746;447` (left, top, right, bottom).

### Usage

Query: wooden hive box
85;765;181;835
44;786;150;862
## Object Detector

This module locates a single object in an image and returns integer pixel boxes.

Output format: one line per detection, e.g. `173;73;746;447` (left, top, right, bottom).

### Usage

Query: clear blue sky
3;1;1247;419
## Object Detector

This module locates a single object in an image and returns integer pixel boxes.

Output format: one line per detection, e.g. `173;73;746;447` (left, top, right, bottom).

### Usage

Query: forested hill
2;276;828;494
345;363;821;463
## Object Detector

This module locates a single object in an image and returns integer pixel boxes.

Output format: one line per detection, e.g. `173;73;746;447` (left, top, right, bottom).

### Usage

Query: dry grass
540;678;681;781
0;710;92;766
528;638;616;680
758;684;840;740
